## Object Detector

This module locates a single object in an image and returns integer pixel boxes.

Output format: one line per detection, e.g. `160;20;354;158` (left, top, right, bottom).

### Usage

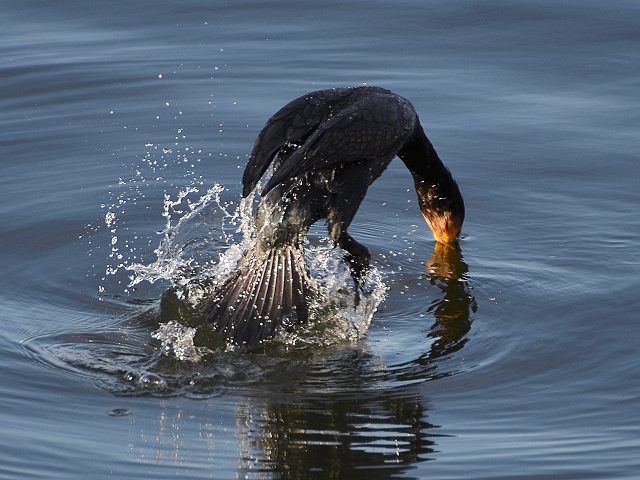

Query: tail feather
282;248;293;312
204;244;312;346
289;247;305;305
273;252;286;317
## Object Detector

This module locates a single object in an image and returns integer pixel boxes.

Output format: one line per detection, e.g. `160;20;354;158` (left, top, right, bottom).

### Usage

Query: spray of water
91;132;387;358
125;182;388;356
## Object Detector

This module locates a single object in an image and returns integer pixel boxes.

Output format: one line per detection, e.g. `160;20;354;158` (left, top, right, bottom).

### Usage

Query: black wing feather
242;88;354;197
261;92;416;196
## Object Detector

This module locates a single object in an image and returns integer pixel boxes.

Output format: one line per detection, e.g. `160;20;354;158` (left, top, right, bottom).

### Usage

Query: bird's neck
398;123;448;181
398;122;465;244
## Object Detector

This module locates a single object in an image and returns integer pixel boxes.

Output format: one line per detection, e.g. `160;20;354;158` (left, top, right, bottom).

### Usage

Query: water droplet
139;373;167;390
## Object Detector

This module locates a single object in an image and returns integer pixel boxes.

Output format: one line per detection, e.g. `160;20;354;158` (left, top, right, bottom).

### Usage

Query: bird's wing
261;93;416;196
242;88;353;197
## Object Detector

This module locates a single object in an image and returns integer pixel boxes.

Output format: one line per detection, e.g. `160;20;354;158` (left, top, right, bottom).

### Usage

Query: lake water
1;1;639;478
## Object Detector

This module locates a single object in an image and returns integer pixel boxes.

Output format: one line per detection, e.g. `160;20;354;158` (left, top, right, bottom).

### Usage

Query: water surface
1;1;639;478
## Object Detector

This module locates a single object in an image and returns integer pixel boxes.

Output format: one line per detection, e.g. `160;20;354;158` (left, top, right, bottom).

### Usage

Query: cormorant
204;86;464;346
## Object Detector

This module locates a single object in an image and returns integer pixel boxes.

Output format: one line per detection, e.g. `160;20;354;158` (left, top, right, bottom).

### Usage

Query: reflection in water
24;244;477;478
423;242;477;362
104;244;476;478
230;243;477;478
126;244;476;479
236;387;436;479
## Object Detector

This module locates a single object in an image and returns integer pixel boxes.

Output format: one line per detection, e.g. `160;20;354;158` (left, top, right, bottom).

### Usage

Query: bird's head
414;177;464;244
397;121;465;244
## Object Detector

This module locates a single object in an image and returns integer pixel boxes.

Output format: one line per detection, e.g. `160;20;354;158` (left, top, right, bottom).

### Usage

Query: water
1;1;639;478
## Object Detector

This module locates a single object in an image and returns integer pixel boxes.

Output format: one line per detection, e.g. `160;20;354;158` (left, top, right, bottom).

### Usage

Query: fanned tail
204;244;312;346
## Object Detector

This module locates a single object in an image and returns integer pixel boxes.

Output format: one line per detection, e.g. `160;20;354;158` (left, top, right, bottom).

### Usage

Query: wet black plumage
205;86;464;346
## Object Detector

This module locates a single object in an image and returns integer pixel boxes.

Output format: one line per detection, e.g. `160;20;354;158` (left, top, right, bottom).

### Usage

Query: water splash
122;181;387;353
90;133;387;355
126;183;225;289
82;131;221;295
274;241;388;347
151;320;208;362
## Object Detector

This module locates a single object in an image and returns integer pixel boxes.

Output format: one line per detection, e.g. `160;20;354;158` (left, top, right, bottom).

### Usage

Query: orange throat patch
422;210;462;244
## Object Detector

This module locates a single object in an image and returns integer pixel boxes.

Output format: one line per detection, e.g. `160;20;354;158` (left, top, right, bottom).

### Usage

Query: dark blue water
1;1;639;478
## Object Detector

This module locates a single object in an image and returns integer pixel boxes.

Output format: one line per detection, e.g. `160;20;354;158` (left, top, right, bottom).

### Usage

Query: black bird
204;86;464;346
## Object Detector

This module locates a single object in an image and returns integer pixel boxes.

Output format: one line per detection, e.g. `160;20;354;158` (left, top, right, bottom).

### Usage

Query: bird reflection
235;366;437;479
232;242;476;478
128;243;476;479
423;242;477;362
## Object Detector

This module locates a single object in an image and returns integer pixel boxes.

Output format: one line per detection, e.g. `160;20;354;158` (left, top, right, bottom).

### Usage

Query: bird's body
248;87;415;249
205;86;464;346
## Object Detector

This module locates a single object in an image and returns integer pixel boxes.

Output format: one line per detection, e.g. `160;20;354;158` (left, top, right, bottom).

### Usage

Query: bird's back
243;86;417;197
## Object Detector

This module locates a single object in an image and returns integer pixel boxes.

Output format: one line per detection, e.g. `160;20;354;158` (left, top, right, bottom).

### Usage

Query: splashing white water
125;183;387;353
151;320;207;362
123;181;258;305
83;130;223;294
93;133;387;355
300;241;387;345
127;183;224;288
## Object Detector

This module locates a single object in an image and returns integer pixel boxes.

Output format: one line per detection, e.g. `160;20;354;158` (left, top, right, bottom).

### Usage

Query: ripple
106;408;132;417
